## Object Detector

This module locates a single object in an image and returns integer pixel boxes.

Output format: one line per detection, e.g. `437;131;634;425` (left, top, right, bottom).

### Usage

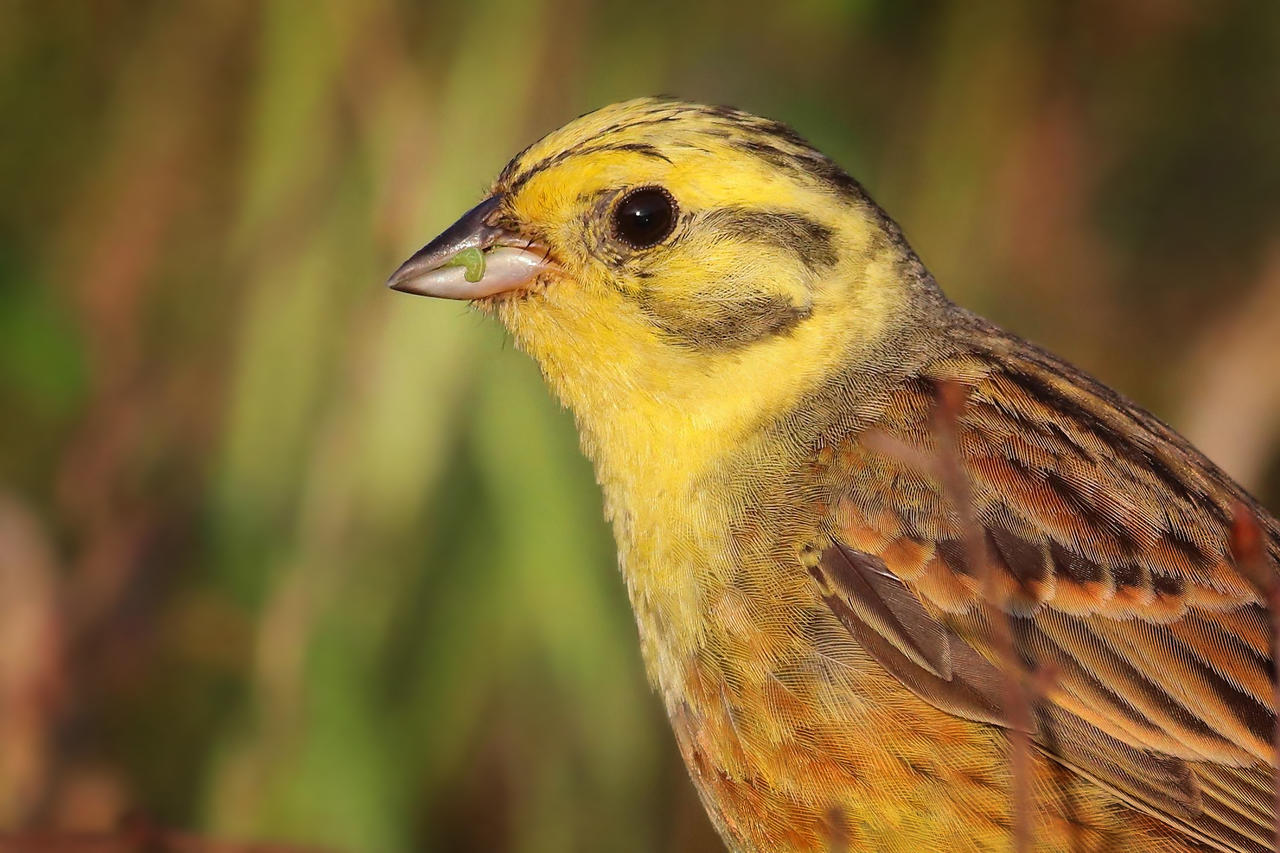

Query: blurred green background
2;1;1279;851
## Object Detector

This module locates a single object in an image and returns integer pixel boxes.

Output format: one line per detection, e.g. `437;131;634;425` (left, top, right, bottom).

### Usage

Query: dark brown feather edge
817;541;1274;852
812;544;1008;726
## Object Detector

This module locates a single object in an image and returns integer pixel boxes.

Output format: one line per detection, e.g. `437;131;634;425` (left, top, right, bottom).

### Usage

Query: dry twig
930;381;1035;853
862;380;1041;852
1230;503;1280;852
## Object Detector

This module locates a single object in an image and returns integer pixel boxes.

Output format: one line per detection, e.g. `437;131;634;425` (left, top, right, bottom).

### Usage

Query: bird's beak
386;194;554;299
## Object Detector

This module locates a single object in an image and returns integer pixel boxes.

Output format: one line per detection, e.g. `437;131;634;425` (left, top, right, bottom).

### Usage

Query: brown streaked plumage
388;98;1280;851
808;318;1280;850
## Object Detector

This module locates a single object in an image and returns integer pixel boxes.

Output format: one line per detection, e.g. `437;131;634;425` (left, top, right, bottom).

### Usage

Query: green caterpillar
444;247;486;283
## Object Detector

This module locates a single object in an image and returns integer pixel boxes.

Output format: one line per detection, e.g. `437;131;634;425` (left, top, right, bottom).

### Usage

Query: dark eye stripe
602;205;833;351
700;207;838;272
636;290;812;352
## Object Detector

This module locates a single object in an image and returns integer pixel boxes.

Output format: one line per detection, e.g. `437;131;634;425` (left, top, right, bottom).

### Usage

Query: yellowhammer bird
388;98;1280;852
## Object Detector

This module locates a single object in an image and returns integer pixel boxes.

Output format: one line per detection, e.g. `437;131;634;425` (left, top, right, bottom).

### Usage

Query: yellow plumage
390;98;1280;851
490;102;905;690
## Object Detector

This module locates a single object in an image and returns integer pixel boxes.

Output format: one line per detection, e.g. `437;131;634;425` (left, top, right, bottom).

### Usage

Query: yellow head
389;98;948;489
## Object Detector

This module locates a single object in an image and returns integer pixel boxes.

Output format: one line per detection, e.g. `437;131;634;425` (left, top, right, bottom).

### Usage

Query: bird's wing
814;327;1280;853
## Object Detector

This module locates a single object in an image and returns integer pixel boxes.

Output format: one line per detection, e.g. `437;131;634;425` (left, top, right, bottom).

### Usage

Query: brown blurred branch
862;381;1041;852
1229;504;1280;852
23;2;253;833
0;496;65;825
931;381;1035;853
0;815;333;853
1179;243;1280;492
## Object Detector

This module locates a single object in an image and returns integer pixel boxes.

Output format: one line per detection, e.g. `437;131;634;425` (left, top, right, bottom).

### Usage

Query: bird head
389;99;944;474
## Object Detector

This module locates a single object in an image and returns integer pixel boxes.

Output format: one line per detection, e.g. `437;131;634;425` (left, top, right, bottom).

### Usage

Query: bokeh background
3;1;1280;851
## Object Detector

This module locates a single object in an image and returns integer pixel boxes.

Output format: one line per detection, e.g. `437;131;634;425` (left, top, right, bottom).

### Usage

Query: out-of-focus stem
931;380;1035;853
1230;504;1280;853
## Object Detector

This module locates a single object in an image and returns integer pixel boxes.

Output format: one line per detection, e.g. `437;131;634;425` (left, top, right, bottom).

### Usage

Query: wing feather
817;323;1280;852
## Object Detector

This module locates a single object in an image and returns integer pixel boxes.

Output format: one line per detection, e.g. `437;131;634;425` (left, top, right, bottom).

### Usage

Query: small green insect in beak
444;247;486;283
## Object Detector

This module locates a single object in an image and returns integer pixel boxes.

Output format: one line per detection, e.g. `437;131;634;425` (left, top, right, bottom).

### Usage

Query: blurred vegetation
1;1;1278;851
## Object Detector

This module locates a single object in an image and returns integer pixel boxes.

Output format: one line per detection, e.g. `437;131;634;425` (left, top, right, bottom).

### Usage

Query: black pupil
614;188;675;248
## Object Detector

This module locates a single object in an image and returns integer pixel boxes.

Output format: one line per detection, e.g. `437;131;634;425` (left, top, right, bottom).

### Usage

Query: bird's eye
612;186;677;249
